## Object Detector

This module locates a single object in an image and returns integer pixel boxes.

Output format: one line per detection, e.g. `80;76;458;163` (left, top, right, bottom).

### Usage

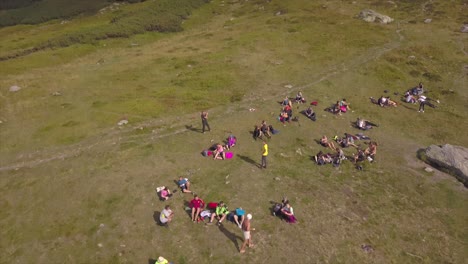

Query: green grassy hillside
0;0;467;263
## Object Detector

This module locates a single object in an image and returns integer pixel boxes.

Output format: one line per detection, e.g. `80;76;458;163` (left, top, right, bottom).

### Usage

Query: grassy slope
0;0;467;263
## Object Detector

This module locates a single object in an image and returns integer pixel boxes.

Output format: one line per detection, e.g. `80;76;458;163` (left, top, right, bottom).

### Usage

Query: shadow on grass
218;223;242;251
148;258;156;264
185;124;201;133
237;154;259;168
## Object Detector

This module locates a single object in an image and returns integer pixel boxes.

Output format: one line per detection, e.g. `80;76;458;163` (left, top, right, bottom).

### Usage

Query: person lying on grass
356;118;378;130
344;133;359;148
321;135;336;151
177;177;192;193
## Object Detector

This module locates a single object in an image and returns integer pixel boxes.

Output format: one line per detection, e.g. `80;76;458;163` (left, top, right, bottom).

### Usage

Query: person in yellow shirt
261;141;268;169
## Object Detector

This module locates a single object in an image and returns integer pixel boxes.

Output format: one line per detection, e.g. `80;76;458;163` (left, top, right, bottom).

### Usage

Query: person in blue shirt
177;177;192;193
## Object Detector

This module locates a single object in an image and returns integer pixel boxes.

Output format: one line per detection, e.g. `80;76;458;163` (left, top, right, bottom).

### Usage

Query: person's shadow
153;211;163;226
218;224;242;251
185;125;201;133
237;154;259;168
148;258;156;264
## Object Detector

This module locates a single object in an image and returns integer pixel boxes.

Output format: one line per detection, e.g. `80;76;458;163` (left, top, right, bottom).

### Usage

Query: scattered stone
120;244;126;247
420;144;468;187
0;120;3;124
98;243;103;248
9;85;21;92
424;18;432;24
361;244;374;253
187;64;192;68
99;223;105;228
408;55;416;60
284;84;293;89
275;11;282;16
461;24;468;33
358;9;394;24
296;148;303;156
130;43;139;46
52;91;62;96
117;119;128;126
225;181;230;184
274;177;281;181
424;167;434;173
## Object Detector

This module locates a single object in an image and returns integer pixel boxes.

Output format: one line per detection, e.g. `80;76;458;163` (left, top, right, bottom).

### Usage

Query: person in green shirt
261;140;268;169
209;201;229;225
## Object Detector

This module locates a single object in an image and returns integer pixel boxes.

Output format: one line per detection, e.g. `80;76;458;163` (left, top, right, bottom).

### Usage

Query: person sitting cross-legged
280;201;297;223
321;135;336;151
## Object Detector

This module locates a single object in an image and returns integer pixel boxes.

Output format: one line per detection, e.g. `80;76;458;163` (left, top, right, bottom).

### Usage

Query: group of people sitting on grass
157;177;253;230
272;197;297;224
201;135;237;160
316;132;376;166
353;141;378;164
325;98;350;115
279;103;293;124
402;83;439;113
253;120;278;140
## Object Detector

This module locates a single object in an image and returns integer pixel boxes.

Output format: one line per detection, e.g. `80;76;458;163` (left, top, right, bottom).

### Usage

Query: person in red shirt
190;195;205;222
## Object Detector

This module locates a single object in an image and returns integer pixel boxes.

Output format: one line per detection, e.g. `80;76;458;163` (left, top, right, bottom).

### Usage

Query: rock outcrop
358;9;393;24
419;144;468;187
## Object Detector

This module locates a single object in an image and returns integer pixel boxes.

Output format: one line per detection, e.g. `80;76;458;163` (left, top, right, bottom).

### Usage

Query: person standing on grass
201;111;210;133
239;214;253;254
261;140;268;169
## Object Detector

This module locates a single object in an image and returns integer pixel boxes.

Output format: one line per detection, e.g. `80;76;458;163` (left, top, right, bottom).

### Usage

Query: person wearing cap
155;256;170;264
233;207;245;228
239;213;253;253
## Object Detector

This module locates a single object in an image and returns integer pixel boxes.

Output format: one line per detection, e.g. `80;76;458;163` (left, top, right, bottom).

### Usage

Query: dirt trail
0;27;408;172
0;27;406;172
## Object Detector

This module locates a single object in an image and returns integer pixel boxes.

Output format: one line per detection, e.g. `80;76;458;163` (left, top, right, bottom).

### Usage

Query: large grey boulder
419;144;468;187
358;9;394;24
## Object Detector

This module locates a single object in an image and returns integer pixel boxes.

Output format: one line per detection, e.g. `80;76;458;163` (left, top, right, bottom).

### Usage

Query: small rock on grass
9;85;21;92
424;18;432;24
118;120;128;126
424;167;434;173
274;177;281;181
